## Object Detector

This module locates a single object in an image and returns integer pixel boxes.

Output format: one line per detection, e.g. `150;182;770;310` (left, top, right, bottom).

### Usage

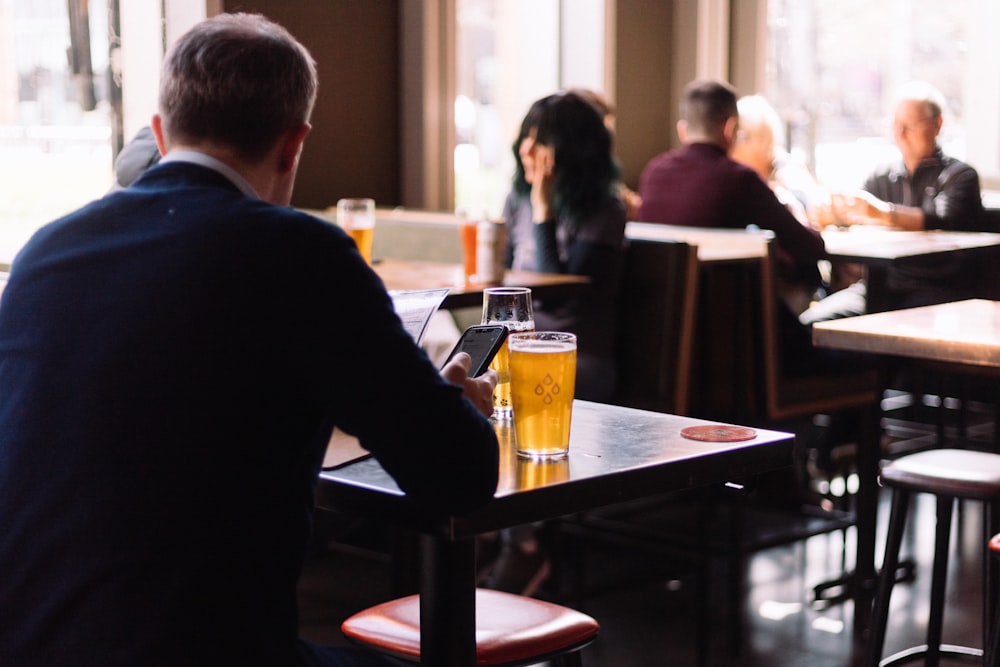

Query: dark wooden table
372;257;590;310
813;299;1000;650
822;227;1000;312
317;400;794;666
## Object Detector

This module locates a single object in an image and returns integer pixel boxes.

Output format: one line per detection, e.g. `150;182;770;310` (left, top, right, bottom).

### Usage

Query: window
0;0;113;264
766;0;999;194
453;0;608;218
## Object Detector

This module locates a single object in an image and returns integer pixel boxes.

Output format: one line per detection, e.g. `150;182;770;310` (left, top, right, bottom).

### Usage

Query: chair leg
552;652;583;667
865;488;911;667
986;502;1000;666
925;495;955;667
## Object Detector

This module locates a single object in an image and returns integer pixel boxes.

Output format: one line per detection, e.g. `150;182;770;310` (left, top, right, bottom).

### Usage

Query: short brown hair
158;13;318;161
680;79;738;138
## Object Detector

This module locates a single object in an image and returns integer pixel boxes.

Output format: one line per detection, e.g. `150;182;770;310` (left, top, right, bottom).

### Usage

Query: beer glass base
516;449;568;461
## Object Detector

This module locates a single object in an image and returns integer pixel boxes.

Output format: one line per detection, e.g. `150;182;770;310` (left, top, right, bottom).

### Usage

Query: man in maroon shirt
637;79;826;300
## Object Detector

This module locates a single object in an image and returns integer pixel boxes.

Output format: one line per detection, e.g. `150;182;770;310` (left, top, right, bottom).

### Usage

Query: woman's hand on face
530;145;556;223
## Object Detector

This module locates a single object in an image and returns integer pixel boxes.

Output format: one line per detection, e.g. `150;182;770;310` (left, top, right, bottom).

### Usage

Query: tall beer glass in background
336;198;376;265
459;218;478;283
481;287;535;420
509;331;576;459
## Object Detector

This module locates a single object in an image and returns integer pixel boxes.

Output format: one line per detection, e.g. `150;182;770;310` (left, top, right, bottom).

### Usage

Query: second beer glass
481;287;535;420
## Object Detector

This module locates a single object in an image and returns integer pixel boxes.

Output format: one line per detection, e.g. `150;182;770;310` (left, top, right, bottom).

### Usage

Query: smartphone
441;324;509;377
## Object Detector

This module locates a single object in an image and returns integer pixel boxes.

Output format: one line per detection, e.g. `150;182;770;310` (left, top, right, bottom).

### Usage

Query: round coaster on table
680;425;757;442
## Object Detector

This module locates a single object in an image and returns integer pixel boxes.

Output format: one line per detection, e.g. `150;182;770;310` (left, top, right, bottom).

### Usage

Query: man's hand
441;352;499;418
830;191;891;227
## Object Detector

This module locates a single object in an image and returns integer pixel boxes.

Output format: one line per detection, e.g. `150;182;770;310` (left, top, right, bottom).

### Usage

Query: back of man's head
680;79;738;141
158;13;318;162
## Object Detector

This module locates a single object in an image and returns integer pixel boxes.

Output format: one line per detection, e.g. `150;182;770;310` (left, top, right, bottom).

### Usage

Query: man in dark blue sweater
0;13;498;666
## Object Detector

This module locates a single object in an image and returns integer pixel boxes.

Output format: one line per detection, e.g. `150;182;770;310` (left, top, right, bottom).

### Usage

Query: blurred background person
482;91;626;597
568;87;643;220
109;125;160;192
636;80;828;358
836;80;988;308
502;90;626;402
731;94;866;324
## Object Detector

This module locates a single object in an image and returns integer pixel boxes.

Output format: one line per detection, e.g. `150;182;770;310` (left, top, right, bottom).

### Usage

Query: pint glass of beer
336;198;376;265
508;332;576;459
482;287;535;421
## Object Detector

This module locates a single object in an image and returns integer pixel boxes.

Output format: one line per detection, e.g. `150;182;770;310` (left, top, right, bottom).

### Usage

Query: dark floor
298;397;995;666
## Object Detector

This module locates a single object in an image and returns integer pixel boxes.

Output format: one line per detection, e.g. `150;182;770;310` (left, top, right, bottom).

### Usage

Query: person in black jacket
0;13;497;667
841;80;989;308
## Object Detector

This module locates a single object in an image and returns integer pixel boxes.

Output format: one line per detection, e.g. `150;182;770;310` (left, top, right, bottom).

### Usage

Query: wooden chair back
757;242;882;423
613;238;699;415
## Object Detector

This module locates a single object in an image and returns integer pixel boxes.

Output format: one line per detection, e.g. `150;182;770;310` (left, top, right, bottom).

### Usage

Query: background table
822;228;1000;312
813;299;1000;647
373;257;590;310
626;221;772;265
316;400;793;666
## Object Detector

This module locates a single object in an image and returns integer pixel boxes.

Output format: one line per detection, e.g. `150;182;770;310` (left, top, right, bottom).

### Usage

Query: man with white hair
845;80;988;307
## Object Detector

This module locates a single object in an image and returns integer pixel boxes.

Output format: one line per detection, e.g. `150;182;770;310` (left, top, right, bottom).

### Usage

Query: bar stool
987;533;1000;665
865;449;1000;666
341;588;599;666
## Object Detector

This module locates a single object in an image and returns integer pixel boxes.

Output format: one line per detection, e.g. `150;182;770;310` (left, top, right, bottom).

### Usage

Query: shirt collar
891;146;945;180
159;151;259;199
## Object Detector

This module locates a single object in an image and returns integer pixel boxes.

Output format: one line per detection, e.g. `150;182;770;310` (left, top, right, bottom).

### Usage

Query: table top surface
372;257;590;310
821;227;1000;263
317;400;793;538
813;299;1000;368
625;222;773;263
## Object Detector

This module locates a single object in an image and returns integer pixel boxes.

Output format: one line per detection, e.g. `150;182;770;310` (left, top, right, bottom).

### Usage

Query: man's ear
278;123;312;173
676;119;688;143
721;116;739;151
150;115;168;156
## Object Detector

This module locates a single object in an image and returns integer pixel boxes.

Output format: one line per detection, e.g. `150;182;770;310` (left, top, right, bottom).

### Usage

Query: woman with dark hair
502;91;627;401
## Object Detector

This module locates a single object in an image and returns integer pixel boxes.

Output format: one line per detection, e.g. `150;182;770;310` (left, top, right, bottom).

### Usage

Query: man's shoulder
938;153;980;180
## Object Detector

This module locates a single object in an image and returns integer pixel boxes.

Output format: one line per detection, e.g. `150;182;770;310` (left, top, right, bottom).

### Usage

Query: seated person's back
637;79;826;300
0;14;498;667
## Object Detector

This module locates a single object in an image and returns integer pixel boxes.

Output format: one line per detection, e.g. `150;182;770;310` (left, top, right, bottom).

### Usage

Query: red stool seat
341;588;599;666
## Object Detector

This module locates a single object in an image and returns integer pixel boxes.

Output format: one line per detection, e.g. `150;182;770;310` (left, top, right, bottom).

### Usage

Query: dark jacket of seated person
638;141;826;292
0;13;497;667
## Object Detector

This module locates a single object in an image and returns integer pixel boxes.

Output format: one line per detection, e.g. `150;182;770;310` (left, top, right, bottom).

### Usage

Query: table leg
419;534;476;666
852;400;880;646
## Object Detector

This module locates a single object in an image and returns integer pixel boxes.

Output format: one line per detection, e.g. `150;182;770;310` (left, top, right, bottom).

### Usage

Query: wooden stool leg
865;488;911;667
925;495;955;667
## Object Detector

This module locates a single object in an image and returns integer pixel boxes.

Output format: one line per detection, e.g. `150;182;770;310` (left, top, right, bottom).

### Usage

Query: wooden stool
865;449;1000;666
341;588;599;666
